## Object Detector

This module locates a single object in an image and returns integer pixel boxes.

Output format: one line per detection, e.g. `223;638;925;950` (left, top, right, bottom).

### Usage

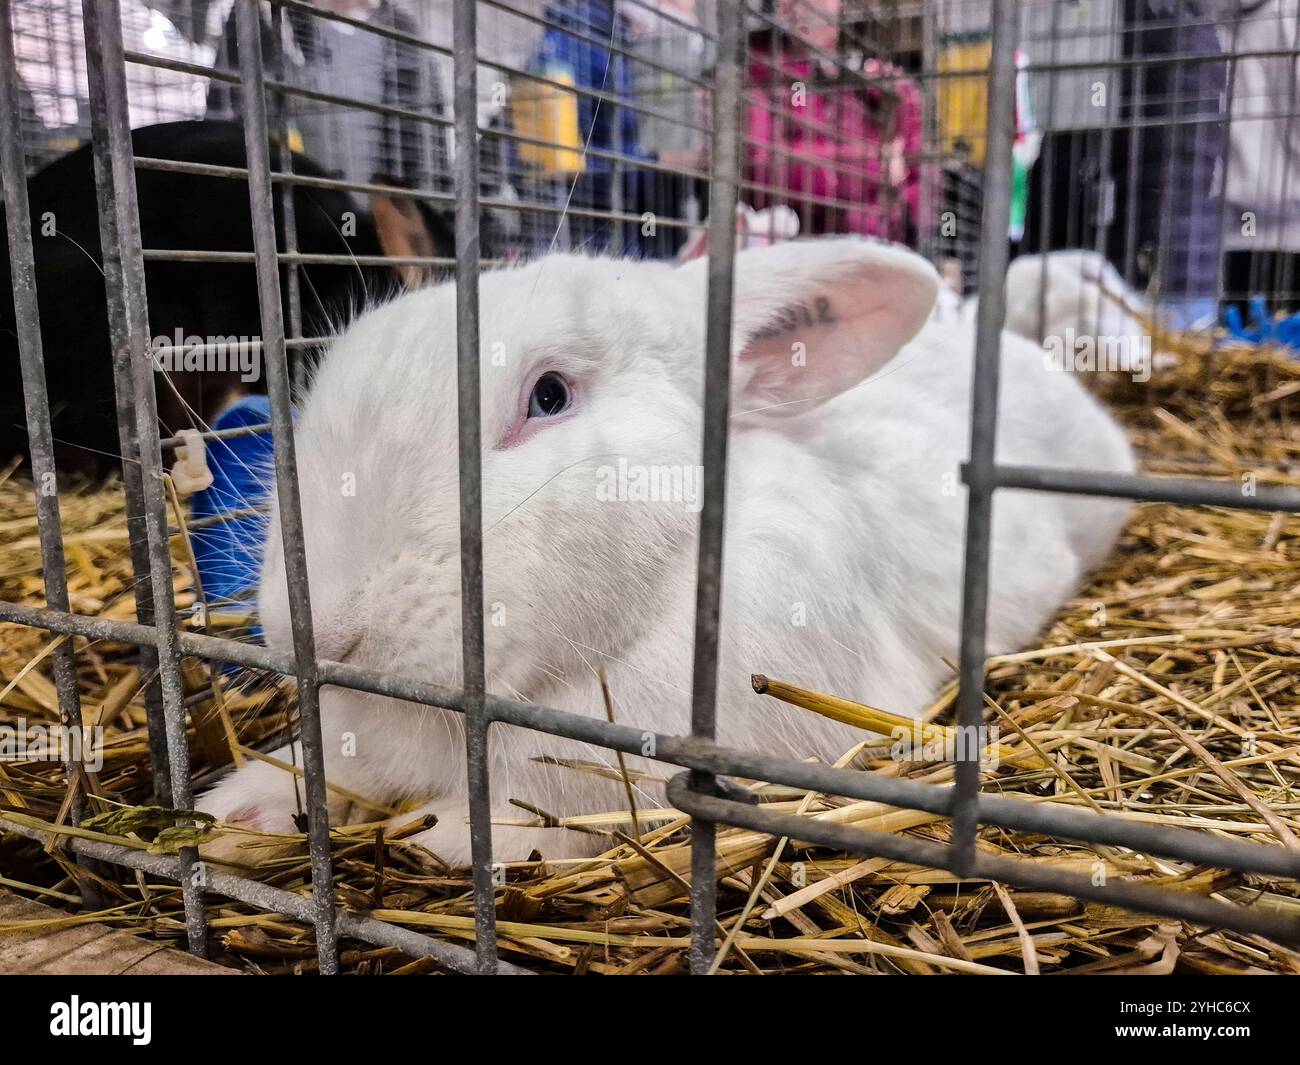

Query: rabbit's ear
718;239;939;416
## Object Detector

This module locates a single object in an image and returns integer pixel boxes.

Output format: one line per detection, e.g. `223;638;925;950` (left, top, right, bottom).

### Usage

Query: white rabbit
967;249;1155;379
199;238;1134;865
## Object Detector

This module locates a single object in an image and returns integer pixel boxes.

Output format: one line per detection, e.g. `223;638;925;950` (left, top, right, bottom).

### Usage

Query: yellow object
513;66;585;175
937;41;992;166
752;674;1048;770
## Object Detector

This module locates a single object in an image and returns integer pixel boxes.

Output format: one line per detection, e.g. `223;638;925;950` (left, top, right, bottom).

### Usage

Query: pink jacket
745;37;922;241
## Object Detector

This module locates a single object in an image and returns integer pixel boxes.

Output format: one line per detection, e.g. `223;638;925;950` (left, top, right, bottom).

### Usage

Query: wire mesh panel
10;0;212;169
1;0;1299;976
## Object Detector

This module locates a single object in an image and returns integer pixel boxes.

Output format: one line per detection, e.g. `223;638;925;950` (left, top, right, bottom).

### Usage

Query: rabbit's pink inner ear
735;262;934;415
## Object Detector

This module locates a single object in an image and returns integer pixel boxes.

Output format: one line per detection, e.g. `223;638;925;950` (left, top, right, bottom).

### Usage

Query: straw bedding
1;334;1298;975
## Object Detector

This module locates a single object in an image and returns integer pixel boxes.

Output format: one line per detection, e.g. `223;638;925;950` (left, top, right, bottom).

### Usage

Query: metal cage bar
3;596;1298;948
950;0;1018;877
0;814;530;975
666;776;1300;944
123;149;891;237
2;0;1300;974
686;0;746;976
0;0;92;903
119;38;907;203
451;0;499;976
232;0;339;974
78;0;207;957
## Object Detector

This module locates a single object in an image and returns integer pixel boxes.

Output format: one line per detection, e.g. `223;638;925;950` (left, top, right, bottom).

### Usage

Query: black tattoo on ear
753;297;837;339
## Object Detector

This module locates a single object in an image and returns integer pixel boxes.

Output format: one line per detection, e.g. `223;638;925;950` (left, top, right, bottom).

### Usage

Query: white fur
199;238;1134;864
968;250;1153;375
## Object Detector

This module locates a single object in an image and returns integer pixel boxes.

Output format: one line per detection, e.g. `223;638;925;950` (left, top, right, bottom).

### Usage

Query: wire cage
1;0;1299;975
10;0;213;169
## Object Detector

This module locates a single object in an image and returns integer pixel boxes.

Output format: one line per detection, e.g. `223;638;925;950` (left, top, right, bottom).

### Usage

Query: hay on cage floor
1;332;1299;975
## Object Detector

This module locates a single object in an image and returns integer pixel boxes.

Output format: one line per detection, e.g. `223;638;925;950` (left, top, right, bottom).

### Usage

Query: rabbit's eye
527;372;571;418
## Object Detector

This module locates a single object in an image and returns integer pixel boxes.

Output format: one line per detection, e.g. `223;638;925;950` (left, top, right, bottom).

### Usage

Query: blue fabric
190;396;283;640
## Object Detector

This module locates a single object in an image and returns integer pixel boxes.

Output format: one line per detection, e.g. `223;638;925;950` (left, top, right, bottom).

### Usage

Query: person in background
205;0;448;193
1216;0;1300;315
1122;0;1228;329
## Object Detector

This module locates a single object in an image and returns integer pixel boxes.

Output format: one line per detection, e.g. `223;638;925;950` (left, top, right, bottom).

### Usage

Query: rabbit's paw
397;799;608;868
195;755;316;868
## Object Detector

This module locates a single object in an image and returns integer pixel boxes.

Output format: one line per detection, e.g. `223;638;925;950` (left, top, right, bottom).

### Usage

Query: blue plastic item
1223;297;1300;353
189;396;283;642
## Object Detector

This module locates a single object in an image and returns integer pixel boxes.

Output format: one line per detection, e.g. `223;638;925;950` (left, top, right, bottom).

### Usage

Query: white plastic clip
171;428;214;495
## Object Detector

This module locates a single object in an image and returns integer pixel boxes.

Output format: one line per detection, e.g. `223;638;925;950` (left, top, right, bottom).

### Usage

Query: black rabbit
0;119;452;476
